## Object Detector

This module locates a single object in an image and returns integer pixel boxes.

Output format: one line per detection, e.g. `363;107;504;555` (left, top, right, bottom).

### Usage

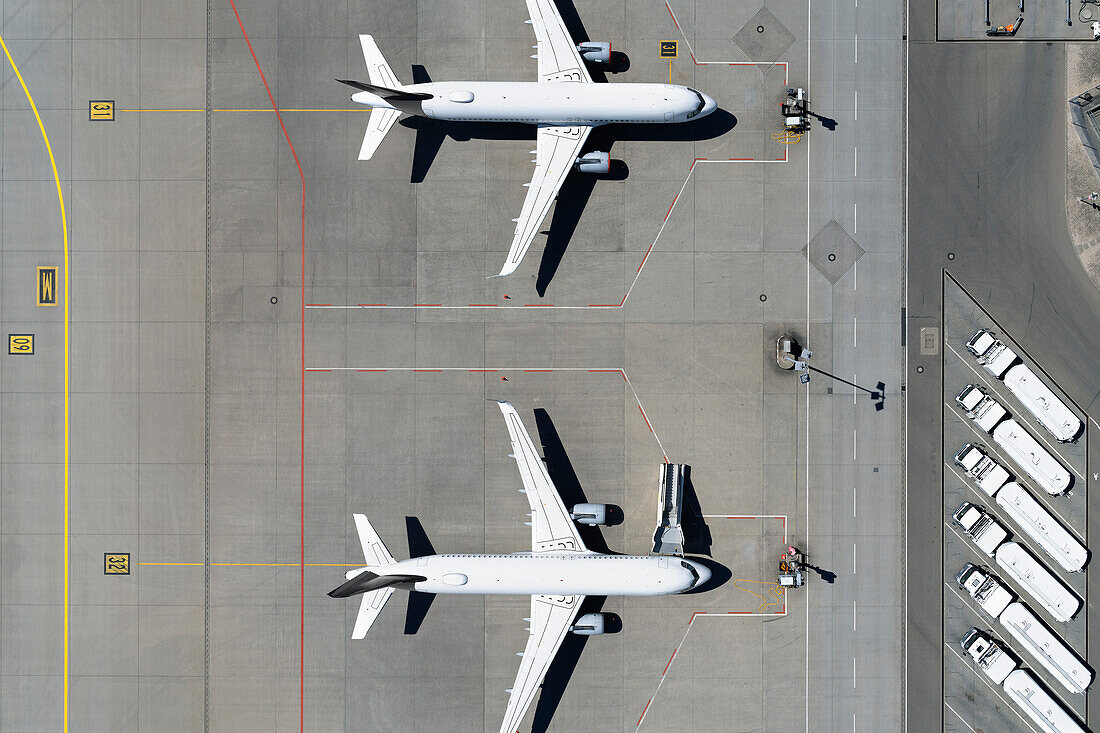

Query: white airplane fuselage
354;552;709;596
352;81;717;126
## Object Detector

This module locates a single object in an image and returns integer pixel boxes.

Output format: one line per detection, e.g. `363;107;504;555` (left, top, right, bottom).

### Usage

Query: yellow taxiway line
0;30;71;732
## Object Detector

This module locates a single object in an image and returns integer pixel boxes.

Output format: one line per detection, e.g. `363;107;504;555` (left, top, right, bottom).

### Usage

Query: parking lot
940;273;1091;732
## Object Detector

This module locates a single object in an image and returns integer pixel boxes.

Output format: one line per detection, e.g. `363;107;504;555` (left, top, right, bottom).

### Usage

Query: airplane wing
498;593;585;733
525;0;592;83
492;125;590;278
494;401;587;553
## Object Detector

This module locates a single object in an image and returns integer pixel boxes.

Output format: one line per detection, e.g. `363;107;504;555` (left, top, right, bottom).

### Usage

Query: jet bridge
651;463;687;556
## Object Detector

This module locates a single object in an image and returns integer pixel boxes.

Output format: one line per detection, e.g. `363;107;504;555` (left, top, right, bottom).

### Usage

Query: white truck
1002;669;1086;733
956;563;1015;617
961;628;1018;684
953;444;1011;497
952;502;1010;557
966;329;1081;443
995;482;1087;573
992;420;1072;495
1000;603;1092;695
994;542;1081;623
955;384;1008;431
967;329;1018;376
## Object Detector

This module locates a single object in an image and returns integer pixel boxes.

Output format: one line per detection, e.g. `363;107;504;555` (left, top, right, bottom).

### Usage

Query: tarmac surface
908;2;1100;731
0;0;904;731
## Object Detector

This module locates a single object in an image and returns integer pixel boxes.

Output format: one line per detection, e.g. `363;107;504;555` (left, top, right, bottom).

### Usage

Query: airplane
338;0;718;278
329;400;712;733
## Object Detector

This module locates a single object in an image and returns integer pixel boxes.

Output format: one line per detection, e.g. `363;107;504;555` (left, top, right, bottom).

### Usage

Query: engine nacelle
570;613;607;636
574;151;610;174
576;41;611;64
570;503;608;525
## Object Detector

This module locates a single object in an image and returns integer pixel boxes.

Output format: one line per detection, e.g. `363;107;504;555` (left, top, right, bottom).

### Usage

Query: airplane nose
693;562;712;587
700;93;718;117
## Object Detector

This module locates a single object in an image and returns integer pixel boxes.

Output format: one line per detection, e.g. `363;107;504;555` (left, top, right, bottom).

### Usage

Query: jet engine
574;151;611;174
576;41;611;64
570;503;608;525
570;613;607;635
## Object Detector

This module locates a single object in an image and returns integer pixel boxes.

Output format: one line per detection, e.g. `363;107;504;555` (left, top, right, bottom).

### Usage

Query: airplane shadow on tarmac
528;409;730;731
399;110;737;294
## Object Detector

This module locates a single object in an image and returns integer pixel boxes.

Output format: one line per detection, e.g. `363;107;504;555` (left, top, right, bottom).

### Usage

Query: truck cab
952;501;1009;557
953;444;1011;497
961;628;1018;684
956;563;1014;617
955;385;1008;432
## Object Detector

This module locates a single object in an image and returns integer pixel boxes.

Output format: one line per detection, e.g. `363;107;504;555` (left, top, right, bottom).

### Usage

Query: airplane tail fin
333;515;400;640
342;35;425;160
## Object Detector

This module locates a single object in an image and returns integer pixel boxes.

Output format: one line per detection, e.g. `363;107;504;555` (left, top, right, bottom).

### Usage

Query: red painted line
523;369;553;373
775;157;786;161
728;611;753;615
665;2;681;30
638;406;654;433
662;650;677;675
663;194;679;222
637;242;657;273
357;303;387;307
306;303;330;307
415;303;442;307
305;369;331;372
690;51;697;64
637;699;653;726
227;1;307;727
587;369;620;373
356;369;387;372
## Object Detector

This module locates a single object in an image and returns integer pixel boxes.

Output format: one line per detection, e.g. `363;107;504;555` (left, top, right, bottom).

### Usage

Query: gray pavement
908;3;1100;731
0;0;906;731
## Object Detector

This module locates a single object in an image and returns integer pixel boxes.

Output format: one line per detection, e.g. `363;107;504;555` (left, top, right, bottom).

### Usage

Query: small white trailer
992;420;1071;495
961;628;1017;684
1002;669;1086;733
955;384;1008;432
995;542;1080;623
957;563;1015;618
952;502;1009;557
1000;603;1092;694
1002;365;1082;443
954;443;1011;497
995;483;1086;573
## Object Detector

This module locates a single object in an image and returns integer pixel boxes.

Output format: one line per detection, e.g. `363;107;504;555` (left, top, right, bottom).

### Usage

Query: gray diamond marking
733;7;795;65
803;220;864;285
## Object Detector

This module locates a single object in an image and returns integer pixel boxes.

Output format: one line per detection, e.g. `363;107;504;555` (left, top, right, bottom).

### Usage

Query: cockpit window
686;89;707;119
680;560;700;586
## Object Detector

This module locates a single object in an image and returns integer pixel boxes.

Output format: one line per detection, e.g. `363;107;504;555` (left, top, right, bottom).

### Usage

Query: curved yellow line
0;32;70;731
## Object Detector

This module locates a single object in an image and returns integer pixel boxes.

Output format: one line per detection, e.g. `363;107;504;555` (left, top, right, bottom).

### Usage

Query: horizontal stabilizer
352;587;393;639
358;107;402;161
354;514;396;566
